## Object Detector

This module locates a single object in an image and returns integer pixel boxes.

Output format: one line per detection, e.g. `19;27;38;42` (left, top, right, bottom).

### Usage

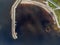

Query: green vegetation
48;0;60;25
48;2;56;9
53;0;60;6
55;10;60;25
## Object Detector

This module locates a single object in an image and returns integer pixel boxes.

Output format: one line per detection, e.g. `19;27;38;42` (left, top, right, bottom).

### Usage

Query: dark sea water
0;0;60;45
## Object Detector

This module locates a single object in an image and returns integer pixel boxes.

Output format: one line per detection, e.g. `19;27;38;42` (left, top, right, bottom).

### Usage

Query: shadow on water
0;0;60;45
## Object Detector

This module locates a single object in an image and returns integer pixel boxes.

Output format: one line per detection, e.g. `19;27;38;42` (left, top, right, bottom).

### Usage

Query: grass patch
54;10;60;25
48;2;56;9
48;0;60;25
53;0;60;6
